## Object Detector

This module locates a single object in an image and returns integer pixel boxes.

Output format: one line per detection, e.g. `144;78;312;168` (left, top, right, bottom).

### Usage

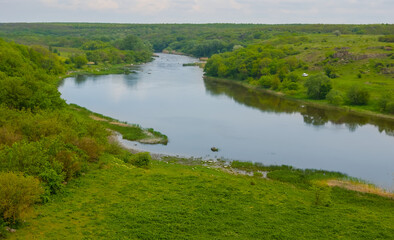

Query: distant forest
0;23;393;57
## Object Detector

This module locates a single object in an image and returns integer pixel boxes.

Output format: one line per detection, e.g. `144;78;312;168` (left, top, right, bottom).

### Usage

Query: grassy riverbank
204;34;394;117
7;156;394;239
204;76;394;122
70;104;168;145
66;63;138;76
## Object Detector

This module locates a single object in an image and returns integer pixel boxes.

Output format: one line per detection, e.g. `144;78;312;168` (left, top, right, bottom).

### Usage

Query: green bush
385;101;394;114
258;75;273;88
282;80;299;91
271;76;281;90
312;186;332;207
74;137;103;162
0;138;88;194
71;54;88;68
129;152;151;168
324;66;339;78
39;167;64;195
347;85;370;105
55;150;82;181
286;72;300;82
0;141;50;176
378;93;394;113
0;172;43;223
378;35;394;43
0;126;23;146
0;218;7;238
304;73;332;99
326;90;344;105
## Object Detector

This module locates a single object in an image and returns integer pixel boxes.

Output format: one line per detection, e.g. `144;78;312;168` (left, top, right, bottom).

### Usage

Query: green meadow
7;156;394;240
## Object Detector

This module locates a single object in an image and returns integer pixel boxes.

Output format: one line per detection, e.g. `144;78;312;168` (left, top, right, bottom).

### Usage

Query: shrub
39;165;64;195
74;137;103;162
312;186;332;207
0;172;43;223
271;76;280;90
0;141;50;176
378;35;394;43
326;90;344;106
259;75;273;88
282;80;299;91
71;54;88;68
0;218;7;238
304;73;332;99
286;72;300;82
385;101;394;114
333;30;341;37
347;85;370;105
378;93;394;113
129;152;151;168
0;126;23;146
55;150;81;181
324;66;339;78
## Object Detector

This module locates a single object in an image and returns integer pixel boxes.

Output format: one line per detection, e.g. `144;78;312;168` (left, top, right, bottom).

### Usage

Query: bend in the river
59;53;394;190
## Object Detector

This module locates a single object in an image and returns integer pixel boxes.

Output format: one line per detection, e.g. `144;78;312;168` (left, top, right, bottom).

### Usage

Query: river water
59;53;394;190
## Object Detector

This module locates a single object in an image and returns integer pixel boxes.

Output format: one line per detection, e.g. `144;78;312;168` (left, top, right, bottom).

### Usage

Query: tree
347;85;370;105
324;65;339;78
71;54;88;68
0;172;43;223
116;35;146;51
326;89;343;105
304;73;332;99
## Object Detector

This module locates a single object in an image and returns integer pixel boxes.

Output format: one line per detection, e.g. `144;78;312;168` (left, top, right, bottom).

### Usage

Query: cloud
192;0;249;13
129;0;171;14
40;0;250;15
40;0;119;10
2;0;392;23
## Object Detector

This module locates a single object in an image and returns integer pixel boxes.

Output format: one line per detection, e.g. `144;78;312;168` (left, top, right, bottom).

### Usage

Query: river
59;53;394;190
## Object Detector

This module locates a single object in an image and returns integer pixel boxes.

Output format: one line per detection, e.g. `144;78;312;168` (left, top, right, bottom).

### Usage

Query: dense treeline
205;43;305;83
81;35;152;65
0;24;153;69
0;39;65;109
0;23;393;57
0;39;150;230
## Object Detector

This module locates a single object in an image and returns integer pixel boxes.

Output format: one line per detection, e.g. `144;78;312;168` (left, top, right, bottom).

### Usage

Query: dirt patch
138;137;164;144
220;167;268;178
90;115;133;127
326;180;393;199
90;115;108;122
109;121;129;127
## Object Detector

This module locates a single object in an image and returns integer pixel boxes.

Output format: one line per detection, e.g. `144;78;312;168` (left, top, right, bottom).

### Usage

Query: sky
0;0;393;24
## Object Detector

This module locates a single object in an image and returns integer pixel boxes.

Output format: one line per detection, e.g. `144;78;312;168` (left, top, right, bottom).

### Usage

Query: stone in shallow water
211;147;219;152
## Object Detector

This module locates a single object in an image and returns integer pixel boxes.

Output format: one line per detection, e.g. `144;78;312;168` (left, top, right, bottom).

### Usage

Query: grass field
280;34;393;113
7;156;394;240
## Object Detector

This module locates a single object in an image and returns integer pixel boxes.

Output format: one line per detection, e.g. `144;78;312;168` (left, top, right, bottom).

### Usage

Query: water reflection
204;78;394;136
74;75;88;85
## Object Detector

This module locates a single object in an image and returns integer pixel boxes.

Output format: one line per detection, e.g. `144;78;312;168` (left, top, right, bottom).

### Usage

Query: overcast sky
0;0;392;24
